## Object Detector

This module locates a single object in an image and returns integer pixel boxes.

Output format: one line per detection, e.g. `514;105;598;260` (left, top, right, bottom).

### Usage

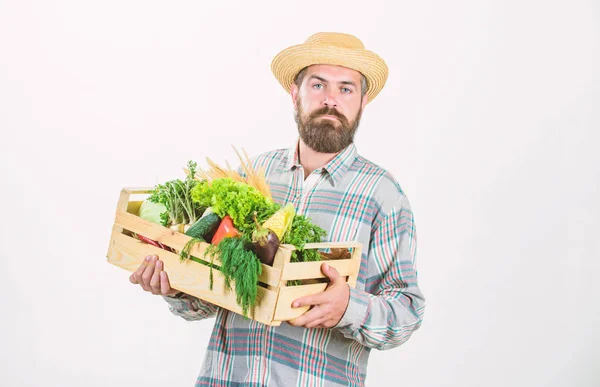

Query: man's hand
288;263;350;329
129;255;180;296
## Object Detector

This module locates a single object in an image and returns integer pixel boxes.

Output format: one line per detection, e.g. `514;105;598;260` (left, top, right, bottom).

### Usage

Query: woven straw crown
271;32;389;103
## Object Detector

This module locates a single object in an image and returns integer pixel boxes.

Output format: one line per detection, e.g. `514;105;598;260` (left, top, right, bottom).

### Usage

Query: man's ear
291;84;299;107
361;95;368;110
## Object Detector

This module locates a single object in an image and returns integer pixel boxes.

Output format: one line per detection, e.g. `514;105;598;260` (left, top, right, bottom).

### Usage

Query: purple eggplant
251;213;280;266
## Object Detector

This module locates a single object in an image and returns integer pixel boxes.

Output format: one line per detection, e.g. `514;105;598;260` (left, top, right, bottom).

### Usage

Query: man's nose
323;91;338;108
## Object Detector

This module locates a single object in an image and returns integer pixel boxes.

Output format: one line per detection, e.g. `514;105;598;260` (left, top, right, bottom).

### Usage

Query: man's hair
294;66;368;98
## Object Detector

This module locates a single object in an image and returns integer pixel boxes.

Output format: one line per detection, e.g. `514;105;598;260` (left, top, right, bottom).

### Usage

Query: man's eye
342;87;352;93
313;84;324;89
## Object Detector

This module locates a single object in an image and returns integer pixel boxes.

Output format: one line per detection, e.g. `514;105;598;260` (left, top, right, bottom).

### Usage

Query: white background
1;1;598;386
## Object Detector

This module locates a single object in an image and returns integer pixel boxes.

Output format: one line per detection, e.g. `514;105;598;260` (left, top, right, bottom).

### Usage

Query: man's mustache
308;107;349;126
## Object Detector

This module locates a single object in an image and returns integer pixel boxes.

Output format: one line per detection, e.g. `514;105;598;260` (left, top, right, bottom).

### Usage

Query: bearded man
130;32;426;387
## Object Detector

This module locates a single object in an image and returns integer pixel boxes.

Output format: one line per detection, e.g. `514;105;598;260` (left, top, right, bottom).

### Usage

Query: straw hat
271;32;389;103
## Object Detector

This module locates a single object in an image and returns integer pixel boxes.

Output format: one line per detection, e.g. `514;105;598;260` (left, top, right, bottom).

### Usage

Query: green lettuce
191;178;279;237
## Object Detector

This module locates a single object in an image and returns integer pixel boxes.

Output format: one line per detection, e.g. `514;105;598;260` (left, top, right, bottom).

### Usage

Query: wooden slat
107;190;131;261
272;245;294;269
108;230;279;325
301;241;363;250
268;246;292;291
113;209;282;287
108;229;226;295
273;283;328;321
255;262;282;288
123;187;154;194
281;259;359;281
346;243;363;288
114;209;194;251
116;189;131;212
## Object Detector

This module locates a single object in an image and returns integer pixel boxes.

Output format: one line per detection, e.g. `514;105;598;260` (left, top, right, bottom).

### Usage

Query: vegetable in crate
206;236;262;318
179;211;221;262
138;200;167;224
212;215;240;245
252;203;295;265
191;177;279;237
191;176;326;261
148;160;205;230
184;155;328;313
283;214;328;263
135;200;173;251
186;211;221;241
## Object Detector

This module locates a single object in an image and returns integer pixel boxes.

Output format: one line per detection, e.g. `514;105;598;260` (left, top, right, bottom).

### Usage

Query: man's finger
141;256;158;290
130;256;151;284
160;271;173;295
292;291;328;308
305;316;328;329
149;260;162;294
289;306;324;327
322;263;342;283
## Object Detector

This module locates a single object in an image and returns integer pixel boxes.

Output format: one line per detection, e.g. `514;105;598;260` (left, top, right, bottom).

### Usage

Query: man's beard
294;102;362;154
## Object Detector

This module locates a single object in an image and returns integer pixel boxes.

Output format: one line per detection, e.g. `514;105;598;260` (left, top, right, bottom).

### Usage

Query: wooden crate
107;187;363;326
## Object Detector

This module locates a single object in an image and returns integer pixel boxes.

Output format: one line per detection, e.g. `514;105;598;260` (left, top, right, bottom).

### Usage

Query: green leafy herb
283;214;327;263
178;244;219;290
206;237;262;317
191;178;279;237
149;160;205;226
192;177;327;262
180;236;204;262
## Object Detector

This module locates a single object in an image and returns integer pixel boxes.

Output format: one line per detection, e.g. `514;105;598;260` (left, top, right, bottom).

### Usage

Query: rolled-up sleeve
162;293;220;321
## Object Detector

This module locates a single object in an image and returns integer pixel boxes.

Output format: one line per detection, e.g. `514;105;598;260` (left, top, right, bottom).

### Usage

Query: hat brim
271;44;389;103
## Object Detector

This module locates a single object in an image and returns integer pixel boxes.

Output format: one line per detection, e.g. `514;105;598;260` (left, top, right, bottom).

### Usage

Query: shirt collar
321;142;357;186
281;139;302;171
278;139;357;186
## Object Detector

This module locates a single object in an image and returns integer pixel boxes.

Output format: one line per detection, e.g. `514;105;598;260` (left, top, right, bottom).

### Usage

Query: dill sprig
206;237;262;317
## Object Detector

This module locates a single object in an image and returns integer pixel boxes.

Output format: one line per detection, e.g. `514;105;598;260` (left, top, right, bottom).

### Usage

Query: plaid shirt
163;141;426;387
